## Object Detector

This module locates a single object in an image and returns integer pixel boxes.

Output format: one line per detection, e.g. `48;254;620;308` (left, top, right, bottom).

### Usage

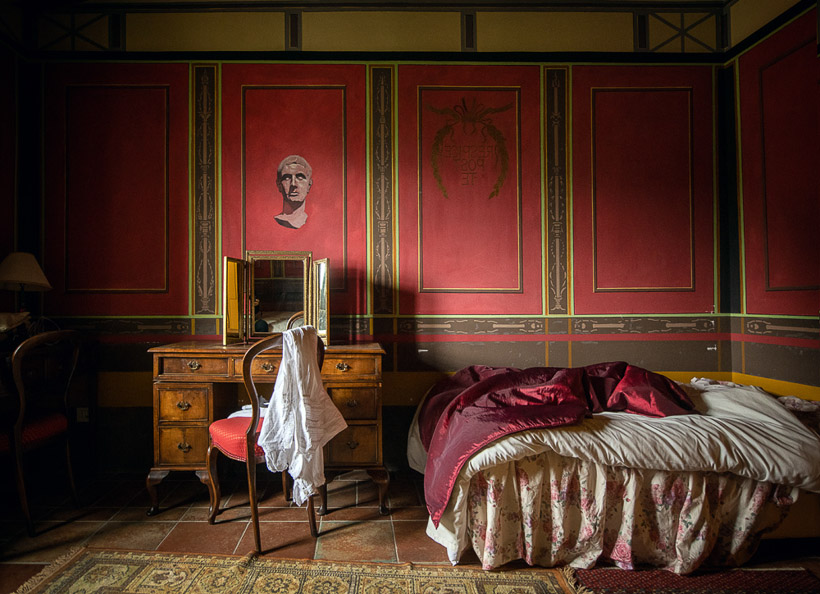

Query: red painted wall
397;65;544;316
42;63;190;317
572;66;716;315
738;10;820;316
28;10;815;381
38;62;720;321
221;64;368;316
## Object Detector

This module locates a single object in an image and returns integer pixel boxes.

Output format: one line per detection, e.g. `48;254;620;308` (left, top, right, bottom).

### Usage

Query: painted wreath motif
428;97;512;200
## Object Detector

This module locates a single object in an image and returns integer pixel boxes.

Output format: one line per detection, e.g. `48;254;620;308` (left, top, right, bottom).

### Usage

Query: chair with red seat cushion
1;330;82;536
205;331;325;553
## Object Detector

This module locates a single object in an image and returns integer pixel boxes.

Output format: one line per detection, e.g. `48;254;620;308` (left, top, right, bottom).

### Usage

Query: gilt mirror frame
222;256;248;345
246;250;312;340
312;258;329;343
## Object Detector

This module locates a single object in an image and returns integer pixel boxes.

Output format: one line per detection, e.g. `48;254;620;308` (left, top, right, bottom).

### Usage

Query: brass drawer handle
177;442;192;453
176;401;191;411
336;362;351;372
346;399;359;408
187;360;201;371
261;361;275;373
346;440;359;450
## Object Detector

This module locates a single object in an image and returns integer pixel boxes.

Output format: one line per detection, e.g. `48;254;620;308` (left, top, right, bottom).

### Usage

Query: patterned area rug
574;567;820;593
14;548;578;594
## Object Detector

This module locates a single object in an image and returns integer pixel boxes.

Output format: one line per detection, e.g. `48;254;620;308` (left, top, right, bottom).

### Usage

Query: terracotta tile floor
0;468;458;594
1;468;818;594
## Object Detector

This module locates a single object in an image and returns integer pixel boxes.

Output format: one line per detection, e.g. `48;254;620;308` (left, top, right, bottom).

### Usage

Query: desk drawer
157;385;209;422
326;425;380;466
159;356;228;377
157;426;209;466
231;356;282;379
249;356;280;380
327;387;378;420
322;356;379;379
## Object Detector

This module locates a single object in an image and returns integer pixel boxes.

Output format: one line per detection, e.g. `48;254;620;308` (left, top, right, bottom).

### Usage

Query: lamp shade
0;252;52;291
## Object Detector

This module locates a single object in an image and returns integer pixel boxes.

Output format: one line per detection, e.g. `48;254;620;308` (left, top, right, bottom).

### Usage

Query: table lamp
0;252;52;312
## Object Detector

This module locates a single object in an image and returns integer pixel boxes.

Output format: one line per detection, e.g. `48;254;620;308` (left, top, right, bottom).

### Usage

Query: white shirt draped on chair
257;326;347;505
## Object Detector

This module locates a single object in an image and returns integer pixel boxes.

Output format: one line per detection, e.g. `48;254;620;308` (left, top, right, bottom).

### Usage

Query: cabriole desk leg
367;468;390;515
146;469;169;516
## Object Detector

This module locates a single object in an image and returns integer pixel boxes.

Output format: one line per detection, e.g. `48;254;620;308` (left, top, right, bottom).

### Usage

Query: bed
407;363;820;574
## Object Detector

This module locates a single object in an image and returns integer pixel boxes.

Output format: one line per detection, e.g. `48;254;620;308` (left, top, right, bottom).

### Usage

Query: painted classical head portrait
274;154;313;229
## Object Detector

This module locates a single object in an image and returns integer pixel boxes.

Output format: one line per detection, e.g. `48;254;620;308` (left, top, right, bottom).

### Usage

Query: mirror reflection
222;250;327;345
248;251;310;337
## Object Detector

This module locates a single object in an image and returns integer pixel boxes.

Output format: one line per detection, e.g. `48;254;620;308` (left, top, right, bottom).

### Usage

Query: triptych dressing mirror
222;251;329;345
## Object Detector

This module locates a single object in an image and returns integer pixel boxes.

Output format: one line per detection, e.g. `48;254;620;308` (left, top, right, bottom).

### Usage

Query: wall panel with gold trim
42;63;190;317
397;64;544;316
571;65;716;315
737;10;819;316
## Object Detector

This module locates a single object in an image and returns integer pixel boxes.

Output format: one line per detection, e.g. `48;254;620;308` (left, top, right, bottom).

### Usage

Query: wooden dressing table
146;340;387;516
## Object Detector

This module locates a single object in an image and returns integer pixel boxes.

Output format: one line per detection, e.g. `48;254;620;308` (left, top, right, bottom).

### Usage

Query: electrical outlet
76;407;90;423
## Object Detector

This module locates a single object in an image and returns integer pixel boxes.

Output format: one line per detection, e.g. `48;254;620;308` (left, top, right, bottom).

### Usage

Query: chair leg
64;434;79;507
12;444;34;537
307;494;319;537
246;458;262;554
317;483;328;515
206;443;222;524
282;471;291;501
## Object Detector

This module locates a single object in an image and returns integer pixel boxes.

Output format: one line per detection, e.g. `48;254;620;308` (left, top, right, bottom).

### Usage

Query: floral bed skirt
464;451;795;574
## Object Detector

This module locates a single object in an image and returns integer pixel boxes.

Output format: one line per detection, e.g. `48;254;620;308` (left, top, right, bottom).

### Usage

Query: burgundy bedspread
420;361;696;526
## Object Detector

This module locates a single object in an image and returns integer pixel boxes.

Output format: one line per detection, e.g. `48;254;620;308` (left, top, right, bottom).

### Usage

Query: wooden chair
286;310;305;330
205;331;325;553
1;330;81;536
